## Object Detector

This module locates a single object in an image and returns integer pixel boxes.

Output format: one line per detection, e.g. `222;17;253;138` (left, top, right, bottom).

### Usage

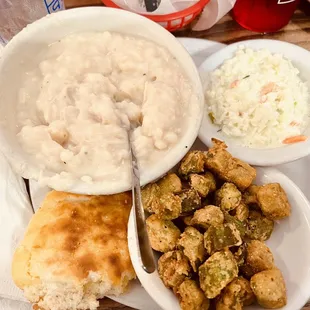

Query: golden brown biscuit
12;191;135;310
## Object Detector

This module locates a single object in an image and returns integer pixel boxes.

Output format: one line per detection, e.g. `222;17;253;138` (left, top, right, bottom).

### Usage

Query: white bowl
198;39;310;166
128;167;310;310
0;7;204;195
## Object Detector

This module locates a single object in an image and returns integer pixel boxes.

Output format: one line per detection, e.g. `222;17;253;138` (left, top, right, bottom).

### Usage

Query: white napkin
193;0;236;31
0;150;33;310
111;0;235;30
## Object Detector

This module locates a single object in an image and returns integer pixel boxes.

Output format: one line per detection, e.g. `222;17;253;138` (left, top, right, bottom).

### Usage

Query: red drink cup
232;0;300;33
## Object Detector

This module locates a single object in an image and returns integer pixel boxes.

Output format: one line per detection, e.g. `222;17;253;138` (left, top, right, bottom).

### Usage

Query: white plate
198;39;310;166
29;38;310;310
128;167;310;310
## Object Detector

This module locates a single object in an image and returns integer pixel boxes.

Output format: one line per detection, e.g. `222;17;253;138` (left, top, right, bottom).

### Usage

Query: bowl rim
0;6;204;195
198;39;310;166
128;166;310;310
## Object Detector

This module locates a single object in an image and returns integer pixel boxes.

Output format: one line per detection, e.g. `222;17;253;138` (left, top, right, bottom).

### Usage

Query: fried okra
257;183;291;220
215;183;242;212
204;139;256;191
243;185;260;205
199;250;238;299
189;172;216;197
177;227;206;272
179;151;206;177
156;192;182;220
177;280;210;310
233;244;246;267
246;210;274;241
146;215;181;253
158;173;182;194
250;269;287;308
204;223;242;255
241;240;274;278
191;205;224;230
182;215;193;226
231;201;249;222
158;250;191;289
224;214;246;238
178;189;201;215
141;183;160;213
216;277;255;310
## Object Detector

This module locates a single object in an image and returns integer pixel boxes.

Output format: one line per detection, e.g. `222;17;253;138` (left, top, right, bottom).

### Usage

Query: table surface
63;1;310;309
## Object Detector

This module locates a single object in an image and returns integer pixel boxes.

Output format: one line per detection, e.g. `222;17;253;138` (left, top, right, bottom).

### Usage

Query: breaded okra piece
191;205;224;230
178;150;205;177
250;269;287;309
177;226;206;272
216;277;255;310
146;214;181;253
157;173;182;194
204;139;256;191
199;250;238;299
189;172;216;197
257;183;291;220
177;280;210;310
158;250;191;289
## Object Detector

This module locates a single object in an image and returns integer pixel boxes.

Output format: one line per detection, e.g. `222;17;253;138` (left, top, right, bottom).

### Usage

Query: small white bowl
128;167;310;310
0;7;204;195
198;39;310;166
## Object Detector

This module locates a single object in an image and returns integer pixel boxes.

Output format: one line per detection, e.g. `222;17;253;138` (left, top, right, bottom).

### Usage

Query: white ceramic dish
198;39;310;166
128;167;310;310
0;7;204;195
25;38;310;310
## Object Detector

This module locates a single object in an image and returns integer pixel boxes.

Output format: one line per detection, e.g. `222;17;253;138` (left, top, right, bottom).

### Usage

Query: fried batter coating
204;139;256;191
158;250;191;289
177;280;210;310
158;173;182;194
156;193;182;220
243;185;260;205
182;215;193;226
204;223;242;255
177;227;206;272
241;240;274;278
199;250;238;299
141;183;160;213
233;245;246;267
215;183;242;212
250;269;287;308
216;277;255;310
178;189;201;215
224;214;246;238
191;205;224;230
189;172;216;197
231;201;249;222
257;183;291;220
146;214;181;253
246;210;274;241
179;151;205;177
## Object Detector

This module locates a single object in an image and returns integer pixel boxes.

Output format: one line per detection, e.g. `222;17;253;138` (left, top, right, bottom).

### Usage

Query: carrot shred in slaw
282;135;307;144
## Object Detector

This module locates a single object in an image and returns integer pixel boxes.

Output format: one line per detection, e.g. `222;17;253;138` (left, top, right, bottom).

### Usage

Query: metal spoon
127;127;156;274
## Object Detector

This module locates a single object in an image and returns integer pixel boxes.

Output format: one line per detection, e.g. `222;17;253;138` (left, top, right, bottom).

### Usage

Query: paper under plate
28;38;310;310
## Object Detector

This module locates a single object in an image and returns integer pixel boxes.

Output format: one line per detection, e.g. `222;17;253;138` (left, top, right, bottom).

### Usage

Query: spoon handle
130;146;156;274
